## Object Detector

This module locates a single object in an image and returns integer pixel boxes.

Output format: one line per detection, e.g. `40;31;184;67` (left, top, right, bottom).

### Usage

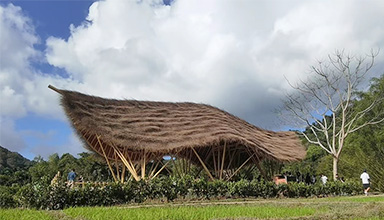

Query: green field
1;195;383;220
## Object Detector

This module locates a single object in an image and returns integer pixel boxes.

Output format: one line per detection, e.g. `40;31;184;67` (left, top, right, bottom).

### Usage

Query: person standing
336;173;345;183
311;175;316;184
360;169;370;196
67;169;77;188
305;173;311;185
320;174;328;185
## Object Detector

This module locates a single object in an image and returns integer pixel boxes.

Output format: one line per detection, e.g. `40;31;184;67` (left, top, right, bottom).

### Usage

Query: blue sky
1;0;383;160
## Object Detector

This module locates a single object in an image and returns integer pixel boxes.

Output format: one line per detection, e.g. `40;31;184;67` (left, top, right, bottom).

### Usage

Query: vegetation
64;204;317;220
283;74;384;187
280;51;384;180
1;176;362;209
0;209;54;220
0;146;33;186
1;195;383;219
0;60;382;218
0;146;32;172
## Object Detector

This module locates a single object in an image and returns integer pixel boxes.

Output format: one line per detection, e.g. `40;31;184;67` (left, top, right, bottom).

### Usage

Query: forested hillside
0;146;32;174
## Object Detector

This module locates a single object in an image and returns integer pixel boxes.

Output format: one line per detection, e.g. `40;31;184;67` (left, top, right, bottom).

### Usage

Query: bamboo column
96;135;118;182
192;147;214;181
141;150;146;179
227;153;255;180
110;143;140;181
220;142;226;180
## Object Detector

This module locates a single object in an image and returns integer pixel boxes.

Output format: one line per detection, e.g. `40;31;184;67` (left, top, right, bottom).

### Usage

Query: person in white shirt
320;174;328;185
360;169;370;196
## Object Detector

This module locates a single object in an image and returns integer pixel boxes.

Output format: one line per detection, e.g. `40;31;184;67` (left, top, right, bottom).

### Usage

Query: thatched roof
51;86;305;167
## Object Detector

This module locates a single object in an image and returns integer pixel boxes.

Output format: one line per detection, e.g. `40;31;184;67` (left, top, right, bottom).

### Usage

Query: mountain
0;146;32;173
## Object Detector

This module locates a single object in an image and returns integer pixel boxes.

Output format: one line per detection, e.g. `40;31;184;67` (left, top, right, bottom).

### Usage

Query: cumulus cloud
45;0;384;129
2;0;384;158
1;4;61;120
0;4;82;156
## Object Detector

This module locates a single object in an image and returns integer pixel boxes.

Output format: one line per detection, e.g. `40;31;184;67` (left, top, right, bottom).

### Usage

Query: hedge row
1;176;362;209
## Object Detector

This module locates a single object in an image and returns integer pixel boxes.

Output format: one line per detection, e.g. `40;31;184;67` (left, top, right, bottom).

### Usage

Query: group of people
320;170;371;196
57;168;372;195
283;172;317;184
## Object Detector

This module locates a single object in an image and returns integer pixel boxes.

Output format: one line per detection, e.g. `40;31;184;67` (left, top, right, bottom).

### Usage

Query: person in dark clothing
305;173;311;184
67;169;76;188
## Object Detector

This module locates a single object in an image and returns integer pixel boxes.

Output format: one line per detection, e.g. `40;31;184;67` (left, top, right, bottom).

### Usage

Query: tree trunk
333;156;338;180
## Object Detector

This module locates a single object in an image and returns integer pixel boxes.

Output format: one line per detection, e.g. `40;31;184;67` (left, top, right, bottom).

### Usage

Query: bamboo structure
48;85;306;181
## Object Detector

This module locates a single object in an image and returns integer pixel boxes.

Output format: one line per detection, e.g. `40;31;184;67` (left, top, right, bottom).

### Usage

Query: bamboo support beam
217;147;221;177
171;156;182;177
114;152;120;181
227;153;255;180
192;147;214;181
159;160;172;174
212;147;217;177
126;153;138;177
203;148;214;170
152;160;171;179
188;150;192;173
148;159;156;178
226;148;237;170
141;150;146;179
148;160;160;179
252;149;267;179
110;143;140;181
220;142;226;180
97;135;118;182
121;164;126;183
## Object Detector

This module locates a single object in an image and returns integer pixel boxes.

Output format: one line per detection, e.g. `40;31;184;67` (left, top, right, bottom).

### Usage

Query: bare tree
280;50;384;180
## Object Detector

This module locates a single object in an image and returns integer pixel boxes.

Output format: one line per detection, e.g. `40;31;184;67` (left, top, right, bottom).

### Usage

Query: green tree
340;75;384;190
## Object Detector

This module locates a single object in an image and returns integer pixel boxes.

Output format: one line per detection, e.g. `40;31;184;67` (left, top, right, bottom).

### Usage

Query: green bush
46;184;69;209
16;182;50;209
0;177;363;210
0;185;20;208
192;178;209;199
229;179;251;197
208;180;229;198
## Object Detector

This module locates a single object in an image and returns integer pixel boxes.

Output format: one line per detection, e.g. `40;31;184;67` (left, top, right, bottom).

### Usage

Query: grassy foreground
1;195;383;219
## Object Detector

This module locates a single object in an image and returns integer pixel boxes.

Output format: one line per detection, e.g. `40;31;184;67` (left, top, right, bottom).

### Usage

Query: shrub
208;180;229;198
46;184;69;209
16;182;49;209
229;179;250;197
0;185;19;208
192;178;209;199
2;177;363;209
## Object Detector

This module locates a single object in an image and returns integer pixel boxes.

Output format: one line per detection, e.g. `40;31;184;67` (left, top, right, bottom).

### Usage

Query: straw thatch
51;86;305;172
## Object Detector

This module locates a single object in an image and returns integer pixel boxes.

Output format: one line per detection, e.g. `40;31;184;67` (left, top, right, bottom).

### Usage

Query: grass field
1;195;383;219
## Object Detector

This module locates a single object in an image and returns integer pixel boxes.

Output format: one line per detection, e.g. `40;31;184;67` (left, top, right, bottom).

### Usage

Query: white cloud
45;0;384;129
0;4;82;156
0;117;26;151
1;0;384;158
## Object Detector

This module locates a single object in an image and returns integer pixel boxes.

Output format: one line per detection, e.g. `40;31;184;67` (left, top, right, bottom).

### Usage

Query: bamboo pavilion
49;85;305;182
